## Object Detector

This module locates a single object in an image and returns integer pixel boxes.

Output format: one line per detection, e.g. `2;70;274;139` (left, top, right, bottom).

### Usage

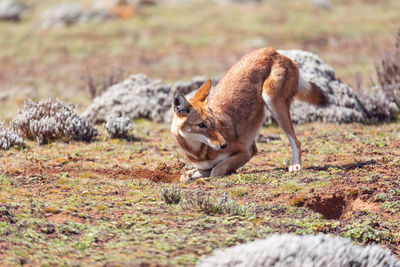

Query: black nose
220;143;227;149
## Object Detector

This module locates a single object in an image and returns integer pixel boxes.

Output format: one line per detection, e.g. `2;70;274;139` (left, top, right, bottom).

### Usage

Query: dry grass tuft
375;28;400;109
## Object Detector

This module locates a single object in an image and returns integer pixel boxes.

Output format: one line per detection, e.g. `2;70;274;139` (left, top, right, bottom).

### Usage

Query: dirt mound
90;166;180;182
303;191;350;220
303;190;358;220
48;213;84;224
302;189;384;220
131;168;179;183
8;163;180;183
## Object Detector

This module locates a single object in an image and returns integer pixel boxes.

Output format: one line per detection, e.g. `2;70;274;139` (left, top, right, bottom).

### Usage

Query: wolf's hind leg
262;62;302;172
262;95;302;172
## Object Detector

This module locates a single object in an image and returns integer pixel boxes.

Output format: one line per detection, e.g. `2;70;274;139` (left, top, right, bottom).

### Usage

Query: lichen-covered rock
84;50;394;125
277;49;367;124
83;74;217;124
0;121;24;150
0;0;26;21
40;0;157;27
197;234;400;267
11;99;98;144
40;3;111;28
103;116;133;139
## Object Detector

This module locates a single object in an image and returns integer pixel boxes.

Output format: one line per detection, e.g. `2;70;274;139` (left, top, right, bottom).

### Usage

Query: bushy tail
296;73;330;107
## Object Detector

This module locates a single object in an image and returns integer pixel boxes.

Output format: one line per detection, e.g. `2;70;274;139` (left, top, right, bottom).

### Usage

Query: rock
0;0;26;21
40;3;111;28
311;0;333;10
256;133;281;143
40;0;157;27
197;234;400;267
277;49;367;124
83;74;219;124
83;74;170;123
83;50;380;125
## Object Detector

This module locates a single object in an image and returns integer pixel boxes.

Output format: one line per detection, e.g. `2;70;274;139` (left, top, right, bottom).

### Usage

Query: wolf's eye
198;122;206;128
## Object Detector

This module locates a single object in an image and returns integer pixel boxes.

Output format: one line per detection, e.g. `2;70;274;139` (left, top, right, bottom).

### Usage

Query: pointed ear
173;90;191;116
193;79;212;102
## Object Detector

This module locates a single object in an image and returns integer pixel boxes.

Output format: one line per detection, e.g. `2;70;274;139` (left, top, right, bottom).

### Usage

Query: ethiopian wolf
171;47;329;182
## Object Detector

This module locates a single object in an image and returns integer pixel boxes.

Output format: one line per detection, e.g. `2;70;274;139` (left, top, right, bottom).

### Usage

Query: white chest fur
192;153;230;171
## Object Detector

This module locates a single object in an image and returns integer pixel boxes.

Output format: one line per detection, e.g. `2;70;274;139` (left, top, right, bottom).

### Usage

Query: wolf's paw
180;169;204;183
289;164;302;172
210;167;227;178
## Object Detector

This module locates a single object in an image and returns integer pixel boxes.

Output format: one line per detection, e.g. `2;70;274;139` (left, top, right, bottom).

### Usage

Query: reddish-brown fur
171;47;329;181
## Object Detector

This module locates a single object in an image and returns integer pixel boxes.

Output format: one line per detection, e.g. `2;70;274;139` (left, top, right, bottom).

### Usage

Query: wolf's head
172;80;227;150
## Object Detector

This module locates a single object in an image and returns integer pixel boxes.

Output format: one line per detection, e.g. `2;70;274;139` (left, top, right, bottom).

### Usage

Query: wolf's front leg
180;169;211;182
210;146;251;177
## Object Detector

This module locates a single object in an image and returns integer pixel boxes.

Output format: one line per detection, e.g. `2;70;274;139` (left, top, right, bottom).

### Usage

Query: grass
1;0;400;265
0;120;399;265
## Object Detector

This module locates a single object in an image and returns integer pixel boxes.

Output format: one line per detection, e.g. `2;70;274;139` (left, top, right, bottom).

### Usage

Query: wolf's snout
220;143;227;149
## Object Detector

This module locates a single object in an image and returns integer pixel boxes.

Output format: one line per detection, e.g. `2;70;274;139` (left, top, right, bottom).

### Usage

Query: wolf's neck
176;134;205;160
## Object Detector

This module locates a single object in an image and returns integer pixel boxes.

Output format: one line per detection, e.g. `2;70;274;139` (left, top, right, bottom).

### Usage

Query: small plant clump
375;28;400;110
103;116;133;139
160;186;183;205
11;99;98;144
357;27;400;122
341;217;395;244
182;190;255;216
0;121;24;150
160;188;254;216
82;67;125;99
357;86;398;122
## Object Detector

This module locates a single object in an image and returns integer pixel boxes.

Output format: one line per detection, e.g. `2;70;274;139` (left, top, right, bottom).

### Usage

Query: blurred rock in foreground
196;234;400;267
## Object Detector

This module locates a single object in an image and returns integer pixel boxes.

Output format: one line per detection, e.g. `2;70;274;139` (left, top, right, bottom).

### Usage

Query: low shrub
182;190;255;217
103;116;133;139
0;121;24;150
375;28;400;110
160;186;183;205
11;99;98;144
